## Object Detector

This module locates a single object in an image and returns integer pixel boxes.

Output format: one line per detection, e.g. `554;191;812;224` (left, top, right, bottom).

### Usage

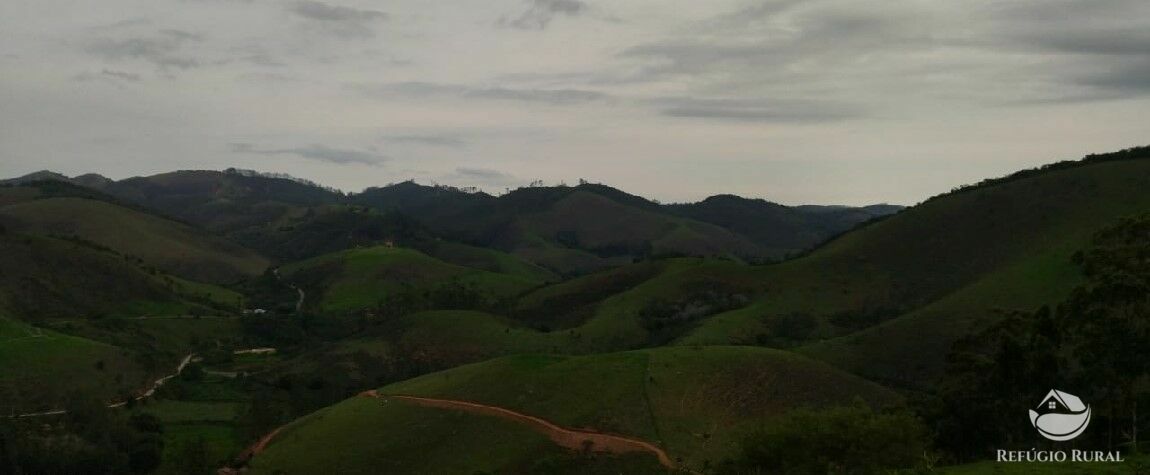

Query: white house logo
1029;389;1091;441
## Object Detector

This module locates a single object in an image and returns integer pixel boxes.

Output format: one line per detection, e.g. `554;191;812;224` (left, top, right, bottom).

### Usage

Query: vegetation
3;146;1150;473
929;214;1150;462
721;404;931;474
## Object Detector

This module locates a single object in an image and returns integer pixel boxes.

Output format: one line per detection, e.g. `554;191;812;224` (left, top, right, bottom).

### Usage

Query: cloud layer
2;0;1149;205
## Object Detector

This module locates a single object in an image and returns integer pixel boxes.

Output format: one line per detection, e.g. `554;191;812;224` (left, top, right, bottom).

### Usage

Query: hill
8;170;896;273
0;232;235;321
100;169;343;235
353;183;765;274
0;193;268;283
665;195;900;255
278;245;548;315
671;147;1150;387
247;346;899;474
0;314;146;413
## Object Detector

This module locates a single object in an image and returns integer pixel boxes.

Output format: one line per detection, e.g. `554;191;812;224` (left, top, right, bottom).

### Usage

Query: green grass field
247;396;670;474
0;196;268;283
671;158;1150;389
281;245;545;314
258;345;897;469
0;315;146;413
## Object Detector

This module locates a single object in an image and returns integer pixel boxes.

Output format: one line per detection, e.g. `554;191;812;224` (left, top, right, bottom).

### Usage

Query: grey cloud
1011;28;1150;55
84;29;203;70
100;69;142;82
498;0;586;30
445;167;520;186
655;97;863;123
384;134;468;148
289;1;388;39
354;81;610;105
229;143;387;166
1077;60;1150;94
72;69;142;83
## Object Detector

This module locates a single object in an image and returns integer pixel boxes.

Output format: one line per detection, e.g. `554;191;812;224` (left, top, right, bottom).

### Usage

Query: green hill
278;245;547;315
248;346;899;474
0;195;268;283
672;148;1150;387
0;233;231;321
665;195;899;255
0;315;146;413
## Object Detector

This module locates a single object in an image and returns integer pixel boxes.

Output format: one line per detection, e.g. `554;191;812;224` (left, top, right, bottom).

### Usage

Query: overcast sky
1;0;1148;205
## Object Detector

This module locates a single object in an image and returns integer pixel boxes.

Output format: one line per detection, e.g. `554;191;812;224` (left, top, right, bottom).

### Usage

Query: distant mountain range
1;169;901;275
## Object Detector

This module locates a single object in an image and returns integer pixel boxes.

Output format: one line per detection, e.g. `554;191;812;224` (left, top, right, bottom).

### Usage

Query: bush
725;404;930;474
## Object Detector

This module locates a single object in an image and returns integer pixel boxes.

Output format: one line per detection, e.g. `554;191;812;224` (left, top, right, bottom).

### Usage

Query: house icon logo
1029;389;1091;441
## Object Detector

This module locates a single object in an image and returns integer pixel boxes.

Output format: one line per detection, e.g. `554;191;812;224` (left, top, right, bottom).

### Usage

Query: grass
248;393;669;474
134;400;244;423
672;158;1150;388
0;315;146;413
377;346;899;472
0;196;268;283
153;423;245;475
421;240;560;283
281;245;545;314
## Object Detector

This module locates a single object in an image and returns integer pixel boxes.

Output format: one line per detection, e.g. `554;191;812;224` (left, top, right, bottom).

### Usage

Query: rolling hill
278;245;548;315
672;146;1150;387
247;346;899;474
0;193;268;283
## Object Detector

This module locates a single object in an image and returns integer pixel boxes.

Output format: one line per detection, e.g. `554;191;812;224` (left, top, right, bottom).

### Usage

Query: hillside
0;232;232;321
278;245;547;315
100;169;343;234
0;315;147;413
665;195;899;255
0;194;268;283
247;347;899;474
674;148;1150;387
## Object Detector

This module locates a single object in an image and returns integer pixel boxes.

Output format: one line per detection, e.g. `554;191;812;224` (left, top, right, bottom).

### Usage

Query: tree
724;404;930;474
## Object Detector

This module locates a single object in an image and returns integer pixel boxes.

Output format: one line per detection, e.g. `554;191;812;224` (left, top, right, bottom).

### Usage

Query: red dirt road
360;390;679;470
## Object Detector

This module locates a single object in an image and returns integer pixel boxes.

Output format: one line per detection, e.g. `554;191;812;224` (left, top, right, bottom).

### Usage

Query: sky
1;0;1148;206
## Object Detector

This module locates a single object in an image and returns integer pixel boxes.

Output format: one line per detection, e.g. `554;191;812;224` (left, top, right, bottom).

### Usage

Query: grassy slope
679;158;1150;387
248;397;669;475
280;245;545;314
379;258;762;371
420;240;560;283
0;234;216;320
0;196;268;283
0;315;146;412
252;346;897;473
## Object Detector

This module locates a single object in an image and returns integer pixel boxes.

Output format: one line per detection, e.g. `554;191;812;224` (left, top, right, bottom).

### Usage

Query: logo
1029;389;1091;441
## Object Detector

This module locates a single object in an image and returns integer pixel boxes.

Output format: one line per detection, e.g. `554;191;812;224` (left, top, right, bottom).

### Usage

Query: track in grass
360;390;680;470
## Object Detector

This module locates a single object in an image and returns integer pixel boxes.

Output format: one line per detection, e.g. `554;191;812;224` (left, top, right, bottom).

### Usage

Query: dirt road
11;353;196;418
361;390;679;470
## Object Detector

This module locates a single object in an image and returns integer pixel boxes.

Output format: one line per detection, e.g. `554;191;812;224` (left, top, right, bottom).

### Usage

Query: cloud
288;1;388;39
384;134;468;148
498;0;587;30
354;81;609;105
229;143;387;166
443;167;520;186
72;69;142;84
655;97;863;123
83;29;204;71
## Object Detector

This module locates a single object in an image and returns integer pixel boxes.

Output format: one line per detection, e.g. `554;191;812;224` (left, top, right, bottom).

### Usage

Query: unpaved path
272;267;305;313
10;353;196;418
361;390;679;470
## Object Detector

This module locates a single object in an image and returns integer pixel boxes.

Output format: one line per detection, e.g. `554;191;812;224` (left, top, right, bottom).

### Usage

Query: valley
2;146;1150;474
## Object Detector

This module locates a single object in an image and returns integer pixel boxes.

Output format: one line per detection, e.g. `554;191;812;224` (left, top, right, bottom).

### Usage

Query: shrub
725;404;930;474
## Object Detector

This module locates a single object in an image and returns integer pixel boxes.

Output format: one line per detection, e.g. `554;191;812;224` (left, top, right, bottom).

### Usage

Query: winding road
10;353;196;418
361;391;680;470
231;391;687;472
